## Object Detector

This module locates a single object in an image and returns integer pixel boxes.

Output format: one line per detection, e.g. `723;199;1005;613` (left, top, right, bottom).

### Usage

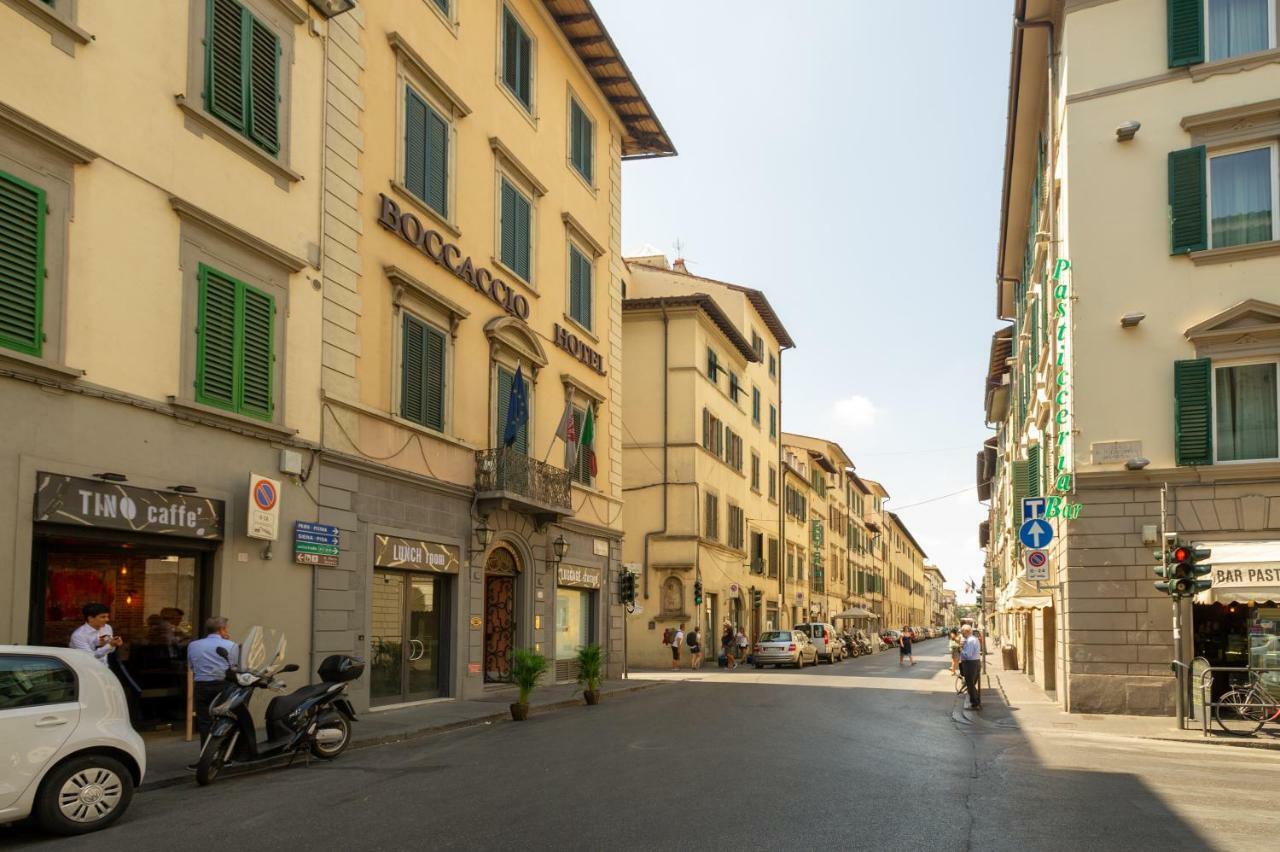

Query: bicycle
1213;671;1280;735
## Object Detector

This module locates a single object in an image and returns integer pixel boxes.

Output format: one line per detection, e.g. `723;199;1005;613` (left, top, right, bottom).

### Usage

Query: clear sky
595;0;1013;600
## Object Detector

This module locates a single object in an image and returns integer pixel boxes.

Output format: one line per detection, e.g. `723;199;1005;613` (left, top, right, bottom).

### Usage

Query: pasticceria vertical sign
1047;258;1081;520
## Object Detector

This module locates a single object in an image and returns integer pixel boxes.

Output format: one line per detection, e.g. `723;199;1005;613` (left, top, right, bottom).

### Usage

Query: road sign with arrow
1019;517;1054;550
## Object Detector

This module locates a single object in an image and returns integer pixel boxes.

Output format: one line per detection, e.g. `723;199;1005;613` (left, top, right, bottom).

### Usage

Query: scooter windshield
238;626;287;676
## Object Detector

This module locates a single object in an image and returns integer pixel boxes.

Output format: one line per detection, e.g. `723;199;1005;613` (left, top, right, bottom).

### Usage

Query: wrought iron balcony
475;446;572;523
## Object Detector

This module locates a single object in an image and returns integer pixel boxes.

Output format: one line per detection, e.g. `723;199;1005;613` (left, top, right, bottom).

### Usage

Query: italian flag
579;405;597;478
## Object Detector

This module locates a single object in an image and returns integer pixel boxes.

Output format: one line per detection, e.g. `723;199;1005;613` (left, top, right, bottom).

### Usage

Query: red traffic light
1172;546;1191;562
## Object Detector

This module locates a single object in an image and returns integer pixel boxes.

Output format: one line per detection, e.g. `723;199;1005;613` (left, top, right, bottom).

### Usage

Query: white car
0;646;145;835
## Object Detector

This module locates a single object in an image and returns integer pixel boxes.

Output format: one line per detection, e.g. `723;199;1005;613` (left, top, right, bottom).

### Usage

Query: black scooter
196;642;363;786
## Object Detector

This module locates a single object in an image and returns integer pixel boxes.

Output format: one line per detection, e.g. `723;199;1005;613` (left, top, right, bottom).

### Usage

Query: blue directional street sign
1022;497;1047;522
1019;518;1054;550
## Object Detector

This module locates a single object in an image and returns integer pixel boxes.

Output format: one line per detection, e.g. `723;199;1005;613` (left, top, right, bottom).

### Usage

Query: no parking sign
1025;549;1049;581
248;473;281;541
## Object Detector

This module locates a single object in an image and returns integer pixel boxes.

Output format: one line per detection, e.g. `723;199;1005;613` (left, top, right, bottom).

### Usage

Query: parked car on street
880;629;901;648
794;623;842;663
753;630;818;668
0;646;146;835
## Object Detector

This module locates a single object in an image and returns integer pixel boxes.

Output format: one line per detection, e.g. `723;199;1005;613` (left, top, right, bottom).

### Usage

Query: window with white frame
1206;0;1275;62
1209;143;1277;248
1214;359;1279;461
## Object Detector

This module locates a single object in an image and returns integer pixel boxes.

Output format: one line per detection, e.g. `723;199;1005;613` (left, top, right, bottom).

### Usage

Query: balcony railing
475;446;572;518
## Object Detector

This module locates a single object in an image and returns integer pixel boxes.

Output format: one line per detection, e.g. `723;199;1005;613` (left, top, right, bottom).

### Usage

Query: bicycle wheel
1214;688;1267;735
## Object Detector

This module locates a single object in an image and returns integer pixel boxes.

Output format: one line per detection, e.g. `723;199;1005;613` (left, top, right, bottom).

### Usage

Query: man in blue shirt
959;624;983;710
187;616;237;753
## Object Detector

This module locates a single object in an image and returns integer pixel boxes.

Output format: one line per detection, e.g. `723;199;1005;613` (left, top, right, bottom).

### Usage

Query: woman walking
899;625;915;667
721;624;737;669
948;628;961;674
687;627;703;669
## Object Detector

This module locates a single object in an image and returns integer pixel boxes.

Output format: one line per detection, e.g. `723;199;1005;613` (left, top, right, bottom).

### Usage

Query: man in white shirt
69;602;122;664
670;624;684;670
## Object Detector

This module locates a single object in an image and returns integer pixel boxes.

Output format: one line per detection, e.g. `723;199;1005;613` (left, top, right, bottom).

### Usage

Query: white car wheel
36;754;134;835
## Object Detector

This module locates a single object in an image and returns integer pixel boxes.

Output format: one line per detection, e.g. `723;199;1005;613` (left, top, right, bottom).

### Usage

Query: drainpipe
641;304;671;601
777;350;786;621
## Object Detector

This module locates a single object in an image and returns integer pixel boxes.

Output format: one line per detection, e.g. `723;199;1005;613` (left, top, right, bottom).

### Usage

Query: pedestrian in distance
186;616;238;768
959;624;983;710
735;626;748;665
687;627;703;669
670;623;685;670
948;628;961;675
721;623;737;669
899;625;915;667
69;602;123;665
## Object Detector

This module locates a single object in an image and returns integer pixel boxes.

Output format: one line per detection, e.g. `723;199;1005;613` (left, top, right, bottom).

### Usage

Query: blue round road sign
1018;518;1054;549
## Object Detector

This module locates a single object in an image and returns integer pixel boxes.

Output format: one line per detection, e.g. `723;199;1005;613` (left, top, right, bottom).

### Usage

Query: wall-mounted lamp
552;534;570;563
1125;457;1150;471
1120;312;1146;329
95;473;128;483
475;517;493;549
1116;120;1141;142
305;0;356;17
169;485;198;494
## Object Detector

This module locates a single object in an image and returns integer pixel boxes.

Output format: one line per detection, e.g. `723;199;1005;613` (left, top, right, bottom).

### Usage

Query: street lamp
551;534;569;563
475;517;493;549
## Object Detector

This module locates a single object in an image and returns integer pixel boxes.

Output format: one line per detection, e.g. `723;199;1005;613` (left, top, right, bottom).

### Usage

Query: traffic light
619;571;636;605
751;587;762;607
694;580;703;606
1154;536;1212;598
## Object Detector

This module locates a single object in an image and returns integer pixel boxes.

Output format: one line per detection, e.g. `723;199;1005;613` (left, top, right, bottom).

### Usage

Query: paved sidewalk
141;677;661;790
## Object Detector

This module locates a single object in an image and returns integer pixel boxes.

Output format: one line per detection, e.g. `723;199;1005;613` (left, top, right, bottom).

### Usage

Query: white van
794;622;843;663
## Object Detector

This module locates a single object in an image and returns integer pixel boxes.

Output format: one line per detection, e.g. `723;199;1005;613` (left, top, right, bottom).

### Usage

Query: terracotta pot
510;702;529;721
583;689;601;706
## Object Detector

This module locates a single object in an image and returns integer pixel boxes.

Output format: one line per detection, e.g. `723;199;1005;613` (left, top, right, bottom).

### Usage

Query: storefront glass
555;587;593;661
370;569;445;704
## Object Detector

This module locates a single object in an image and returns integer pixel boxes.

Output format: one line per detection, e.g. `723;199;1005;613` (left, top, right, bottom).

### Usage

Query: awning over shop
1194;541;1280;605
997;578;1051;612
833;608;877;619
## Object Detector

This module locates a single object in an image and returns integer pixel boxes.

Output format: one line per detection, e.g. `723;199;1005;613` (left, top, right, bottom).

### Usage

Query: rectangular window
401;313;446;431
196;264;275;420
568;242;592;330
0;169;45;357
404;86;449;218
1206;0;1273;61
705;493;718;541
702;409;724;457
0;655;77;709
768;352;776;378
751;452;761;491
500;177;532;282
769;404;777;439
501;4;533;109
768;465;777;500
767;537;779;578
786;546;794;579
751;331;764;361
432;0;450;14
496;365;528;454
1209;145;1276;248
752;387;761;424
205;0;281;154
728;505;745;550
569;97;594;183
729;371;741;402
707;348;719;383
1214;362;1279;461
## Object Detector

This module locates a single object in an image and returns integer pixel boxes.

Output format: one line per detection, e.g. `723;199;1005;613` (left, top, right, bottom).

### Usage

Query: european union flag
502;364;528;448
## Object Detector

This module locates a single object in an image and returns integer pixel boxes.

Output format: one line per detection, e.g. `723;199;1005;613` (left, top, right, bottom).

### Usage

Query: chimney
672;258;688;274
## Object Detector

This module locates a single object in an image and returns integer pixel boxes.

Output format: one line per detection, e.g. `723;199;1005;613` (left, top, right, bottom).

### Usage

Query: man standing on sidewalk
187;617;237;753
670;623;684;671
959;624;982;710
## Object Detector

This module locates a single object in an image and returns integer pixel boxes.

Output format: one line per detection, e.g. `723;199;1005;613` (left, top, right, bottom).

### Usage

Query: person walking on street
670;623;685;670
735;627;748;665
948;628;961;675
687;627;703;669
69;603;122;665
899;625;914;667
721;624;737;669
959;624;983;710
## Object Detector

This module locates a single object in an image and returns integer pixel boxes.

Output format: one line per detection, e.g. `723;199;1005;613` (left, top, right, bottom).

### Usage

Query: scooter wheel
196;736;231;786
310;715;352;760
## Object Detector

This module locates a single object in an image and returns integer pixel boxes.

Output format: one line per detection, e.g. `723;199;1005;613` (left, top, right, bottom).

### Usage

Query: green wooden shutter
239;284;274;418
206;0;246;130
1011;459;1030;505
404;88;427;202
500;180;517;272
516;25;532;107
1174;357;1213;465
502;8;519;97
423;323;445;430
577;249;591;329
569;244;584;326
195;266;238;410
402;314;426;425
425;106;448;217
1027;445;1041;497
512;189;531;281
247;16;280;153
1167;0;1204;67
0;170;45;357
571;100;593;182
1169;146;1207;254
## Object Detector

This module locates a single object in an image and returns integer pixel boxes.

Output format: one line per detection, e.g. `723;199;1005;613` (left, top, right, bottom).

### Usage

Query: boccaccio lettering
377;194;531;321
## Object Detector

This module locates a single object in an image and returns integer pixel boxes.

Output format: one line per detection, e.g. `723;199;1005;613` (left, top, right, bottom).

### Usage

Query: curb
139;680;664;792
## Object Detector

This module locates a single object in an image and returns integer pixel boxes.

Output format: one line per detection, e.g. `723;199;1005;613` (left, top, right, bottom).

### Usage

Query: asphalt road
5;642;1272;850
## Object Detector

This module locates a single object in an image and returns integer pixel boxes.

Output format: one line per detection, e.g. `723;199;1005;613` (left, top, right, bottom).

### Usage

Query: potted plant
576;644;604;705
510;647;547;721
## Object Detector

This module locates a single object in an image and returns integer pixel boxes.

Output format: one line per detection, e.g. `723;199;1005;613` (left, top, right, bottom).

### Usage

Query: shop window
569;95;594;184
500;4;534;111
203;0;283;154
555;586;594;680
568;242;592;330
404;85;450;220
0;655;76;709
195;264;275;420
401;312;446;431
499;177;532;283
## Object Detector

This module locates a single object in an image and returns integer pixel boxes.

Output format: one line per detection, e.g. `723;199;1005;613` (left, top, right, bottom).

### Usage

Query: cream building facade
0;0;328;729
620;257;793;666
982;0;1280;714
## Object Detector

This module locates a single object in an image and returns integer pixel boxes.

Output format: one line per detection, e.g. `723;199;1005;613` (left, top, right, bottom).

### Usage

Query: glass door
370;570;406;705
406;575;441;699
371;570;444;705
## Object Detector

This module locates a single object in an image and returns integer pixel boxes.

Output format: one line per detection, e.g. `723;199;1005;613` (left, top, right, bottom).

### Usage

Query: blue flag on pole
502;364;528;448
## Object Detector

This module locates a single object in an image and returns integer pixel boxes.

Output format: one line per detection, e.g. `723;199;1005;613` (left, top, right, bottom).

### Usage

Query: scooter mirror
281;663;300;673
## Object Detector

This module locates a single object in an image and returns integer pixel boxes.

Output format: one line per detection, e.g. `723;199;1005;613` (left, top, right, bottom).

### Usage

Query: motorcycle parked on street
196;627;363;786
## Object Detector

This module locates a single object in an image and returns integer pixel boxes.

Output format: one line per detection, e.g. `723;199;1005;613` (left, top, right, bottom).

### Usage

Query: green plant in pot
510;647;547;721
576;644;604;705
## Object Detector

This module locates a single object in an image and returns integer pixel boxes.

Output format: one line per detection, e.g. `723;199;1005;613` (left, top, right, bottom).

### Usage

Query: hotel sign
377;194;531;321
557;564;602;589
553;323;606;375
34;472;225;540
374;534;460;573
